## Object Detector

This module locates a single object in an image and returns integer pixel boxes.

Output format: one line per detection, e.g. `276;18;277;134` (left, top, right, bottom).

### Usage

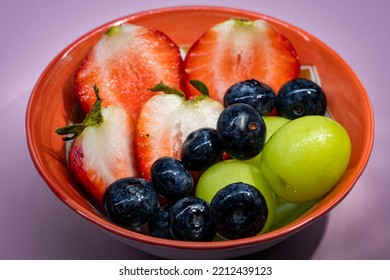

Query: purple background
0;0;388;259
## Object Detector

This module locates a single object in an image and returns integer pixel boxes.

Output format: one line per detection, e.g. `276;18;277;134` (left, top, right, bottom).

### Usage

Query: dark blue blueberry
216;103;266;160
224;79;276;116
148;203;174;240
170;196;216;241
181;127;223;172
150;157;194;201
210;182;268;240
103;177;158;227
276;78;327;119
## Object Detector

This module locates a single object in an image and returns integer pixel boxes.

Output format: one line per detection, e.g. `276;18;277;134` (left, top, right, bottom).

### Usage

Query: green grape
263;116;291;142
196;159;276;235
246;116;290;166
260;115;351;203
270;197;317;230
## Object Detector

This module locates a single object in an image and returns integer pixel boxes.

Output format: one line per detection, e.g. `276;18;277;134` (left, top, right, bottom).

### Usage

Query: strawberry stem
83;84;104;126
149;82;185;97
55;84;104;141
189;80;209;97
105;25;121;36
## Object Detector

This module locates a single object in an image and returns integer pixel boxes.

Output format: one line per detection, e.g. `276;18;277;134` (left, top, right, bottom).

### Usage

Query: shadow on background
237;214;329;260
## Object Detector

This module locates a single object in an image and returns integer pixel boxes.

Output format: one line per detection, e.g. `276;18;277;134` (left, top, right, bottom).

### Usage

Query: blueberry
276;78;327;119
103;177;158;227
170;196;216;241
210;182;268;240
224;79;276;116
148;203;175;240
181;127;223;172
217;103;266;160
150;157;194;201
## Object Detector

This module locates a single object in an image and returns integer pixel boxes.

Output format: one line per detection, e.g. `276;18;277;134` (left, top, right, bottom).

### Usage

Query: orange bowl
26;6;374;259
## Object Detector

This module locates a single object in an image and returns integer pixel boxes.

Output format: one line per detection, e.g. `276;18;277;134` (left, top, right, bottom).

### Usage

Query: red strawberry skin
183;19;300;103
135;93;223;181
75;23;184;121
67;106;139;205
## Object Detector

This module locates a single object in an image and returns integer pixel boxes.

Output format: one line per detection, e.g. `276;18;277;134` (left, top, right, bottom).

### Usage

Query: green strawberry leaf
55;84;103;141
189;80;209;97
149;82;185;97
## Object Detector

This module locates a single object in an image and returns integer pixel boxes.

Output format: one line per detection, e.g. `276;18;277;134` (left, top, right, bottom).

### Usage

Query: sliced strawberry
56;86;138;205
75;23;184;122
183;19;300;103
135;83;224;181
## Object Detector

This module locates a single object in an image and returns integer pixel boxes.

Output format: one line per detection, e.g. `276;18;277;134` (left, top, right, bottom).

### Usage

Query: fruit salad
56;18;351;242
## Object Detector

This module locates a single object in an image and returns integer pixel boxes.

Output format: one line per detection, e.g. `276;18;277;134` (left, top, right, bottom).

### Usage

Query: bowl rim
26;5;375;251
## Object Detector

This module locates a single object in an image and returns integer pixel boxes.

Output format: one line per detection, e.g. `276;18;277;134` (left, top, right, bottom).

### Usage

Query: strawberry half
56;86;139;205
135;82;224;181
75;23;184;122
183;18;300;103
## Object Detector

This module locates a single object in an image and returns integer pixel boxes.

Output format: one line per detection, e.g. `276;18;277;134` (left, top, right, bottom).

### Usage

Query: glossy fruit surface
271;197;316;230
224;79;276;116
217;103;266;160
103;177;158;227
210;182;268;240
196;159;275;234
26;6;374;259
276;78;327;119
136;89;223;180
245;116;290;167
170;196;216;241
150;156;194;201
55;87;139;205
148;203;174;239
74;23;183;122
183;18;300;104
260;116;352;203
262;116;291;142
181;127;223;171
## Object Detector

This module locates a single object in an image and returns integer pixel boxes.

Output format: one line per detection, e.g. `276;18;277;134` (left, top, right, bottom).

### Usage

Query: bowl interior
26;6;374;251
